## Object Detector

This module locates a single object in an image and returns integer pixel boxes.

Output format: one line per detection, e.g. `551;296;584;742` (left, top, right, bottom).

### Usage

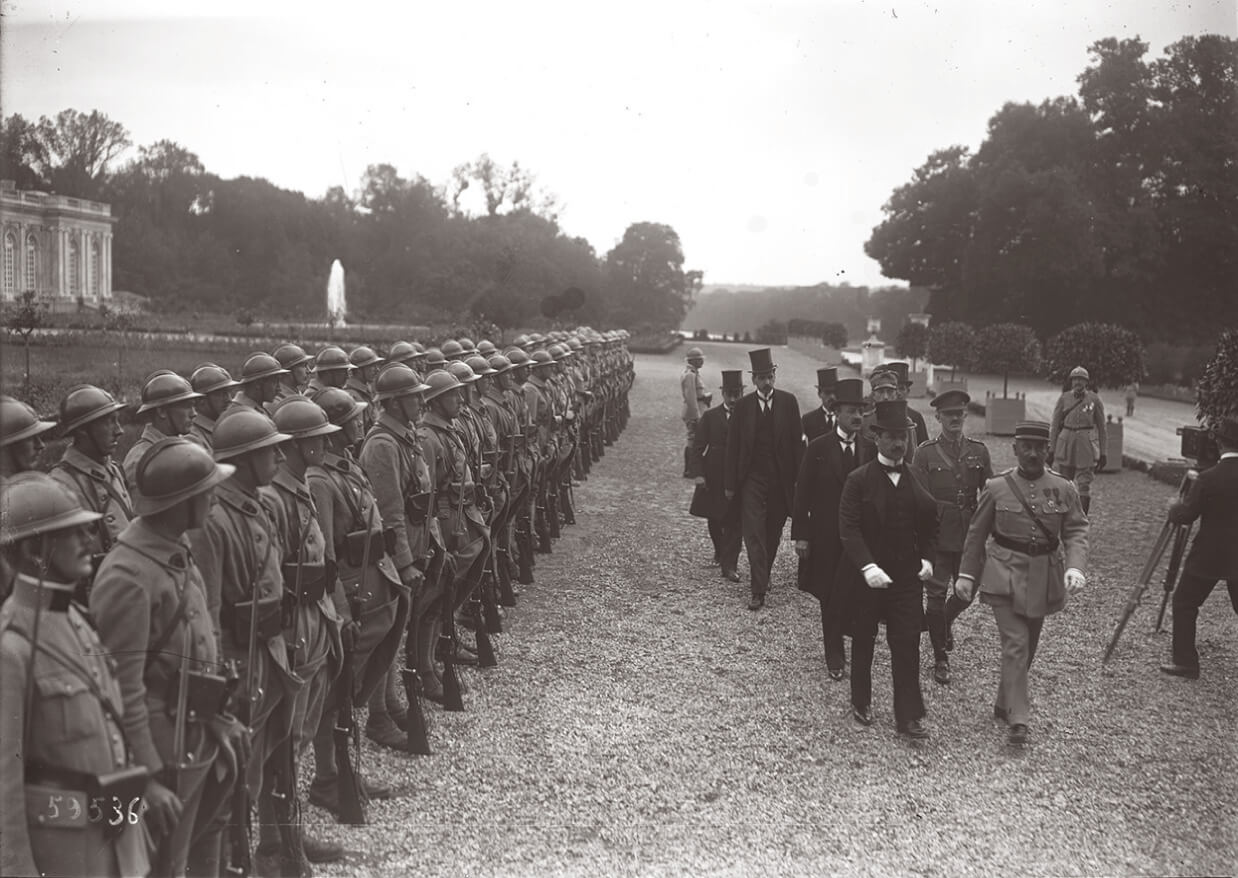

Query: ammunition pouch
26;761;149;839
404;491;431;526
167;670;231;720
281;562;328;604
344;528;384;568
224;595;284;644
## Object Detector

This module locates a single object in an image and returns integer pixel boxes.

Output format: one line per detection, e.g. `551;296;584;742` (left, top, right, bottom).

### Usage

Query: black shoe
993;705;1008;723
828;667;845;682
303;833;345;864
722;569;740;583
1008;723;1029;746
933;660;951;685
852;704;873;726
1159;662;1200;680
898;719;930;740
748;594;764;611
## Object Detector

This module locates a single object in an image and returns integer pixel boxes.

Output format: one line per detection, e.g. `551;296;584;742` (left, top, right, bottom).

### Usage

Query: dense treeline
0;114;699;330
865;35;1238;342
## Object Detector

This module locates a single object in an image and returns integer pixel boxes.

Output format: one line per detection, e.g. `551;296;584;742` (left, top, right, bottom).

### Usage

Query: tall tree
0;114;50;189
605;222;699;331
35;109;131;197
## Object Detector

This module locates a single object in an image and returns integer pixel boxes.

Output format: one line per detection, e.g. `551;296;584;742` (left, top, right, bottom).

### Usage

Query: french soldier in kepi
91;437;247;876
955;420;1089;746
1049;365;1107;516
909;389;992;683
0;472;151;878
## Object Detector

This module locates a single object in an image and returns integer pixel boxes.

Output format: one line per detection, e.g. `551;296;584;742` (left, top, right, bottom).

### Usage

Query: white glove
918;559;934;581
863;565;893;589
1065;568;1086;595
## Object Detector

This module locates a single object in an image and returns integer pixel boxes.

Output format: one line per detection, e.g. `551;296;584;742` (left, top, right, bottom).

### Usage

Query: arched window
68;236;80;296
90;239;100;298
2;233;14;294
25;234;36;292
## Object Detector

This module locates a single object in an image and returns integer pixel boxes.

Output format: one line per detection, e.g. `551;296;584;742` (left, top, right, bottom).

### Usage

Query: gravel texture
307;341;1237;877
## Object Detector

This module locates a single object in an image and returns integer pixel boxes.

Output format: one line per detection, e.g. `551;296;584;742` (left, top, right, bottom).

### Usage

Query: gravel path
311;343;1237;877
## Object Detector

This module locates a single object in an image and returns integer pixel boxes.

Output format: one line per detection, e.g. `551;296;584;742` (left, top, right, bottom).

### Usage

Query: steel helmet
58;385;126;435
273;343;313;370
465;355;497;376
422;348;447;370
511;334;530;348
487;354;513;374
441;340;465;360
137;371;202;415
530;350;555;368
550;343;573;359
238;353;288;384
422;369;463;402
506;348;531;367
313;346;351;374
1;471;102;546
388;340;419;365
134;436;235;515
374;364;430;401
349;346;385;369
271;395;342;439
567;337;583;351
458;337;476;354
190;363;241;395
476;340;497;357
526;332;545;347
1069;366;1090;381
212;409;291;461
313;386;367;426
446;361;478;384
0;397;56;448
685;347;704;360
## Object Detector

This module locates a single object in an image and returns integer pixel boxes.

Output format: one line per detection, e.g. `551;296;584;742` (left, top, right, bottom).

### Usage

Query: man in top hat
792;377;874;679
690;370;745;582
909;389;993;683
1159;417;1238;680
681;347;709;478
838;399;939;739
880;362;929;447
724;348;803;610
801;367;839;443
1049;366;1107;516
955;420;1088;745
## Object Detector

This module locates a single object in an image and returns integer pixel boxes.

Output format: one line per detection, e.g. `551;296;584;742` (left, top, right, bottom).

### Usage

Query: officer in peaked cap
1049;365;1107;516
909;388;993;683
802;367;839;443
0;396;56;478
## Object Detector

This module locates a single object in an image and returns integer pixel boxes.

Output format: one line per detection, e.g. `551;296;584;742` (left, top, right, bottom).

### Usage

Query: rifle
1104;471;1195;662
274;527;307;877
437;468;467;712
400;565;433;755
472;438;502;652
333;591;366;825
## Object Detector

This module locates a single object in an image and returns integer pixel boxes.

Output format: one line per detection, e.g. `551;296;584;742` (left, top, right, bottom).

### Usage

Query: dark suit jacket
1169;456;1238;581
838;461;939;581
724;388;803;510
791;431;874;598
689;403;736;521
801;407;834;444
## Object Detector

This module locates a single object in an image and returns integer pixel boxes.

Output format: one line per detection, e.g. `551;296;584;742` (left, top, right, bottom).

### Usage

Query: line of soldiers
692;352;1091;745
0;326;635;878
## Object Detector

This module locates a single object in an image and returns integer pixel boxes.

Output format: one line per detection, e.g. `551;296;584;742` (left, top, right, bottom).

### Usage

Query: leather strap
1001;473;1058;546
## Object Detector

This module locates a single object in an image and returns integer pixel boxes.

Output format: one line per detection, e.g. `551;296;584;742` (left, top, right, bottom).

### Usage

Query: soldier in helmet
123;371;203;487
1049;366;1107;516
0;395;56;479
91;438;247;875
477;354;519;603
263;396;346;867
50;385;132;583
440;339;465;362
387;340;419;368
188;363;241;451
272;343;314;404
681;347;708;478
359;365;437;714
305;387;405;801
346;346;385;433
1;474;153;878
306;346;351;398
224;353;287;420
502;348;538;584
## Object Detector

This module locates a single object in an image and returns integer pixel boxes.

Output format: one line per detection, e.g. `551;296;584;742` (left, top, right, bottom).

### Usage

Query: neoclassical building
0;180;116;309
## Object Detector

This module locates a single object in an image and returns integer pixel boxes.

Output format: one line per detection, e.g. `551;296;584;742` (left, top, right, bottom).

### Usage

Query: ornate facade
0;180;116;308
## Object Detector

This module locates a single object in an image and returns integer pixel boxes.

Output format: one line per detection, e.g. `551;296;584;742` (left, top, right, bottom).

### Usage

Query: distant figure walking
1124;382;1139;417
681;348;708;477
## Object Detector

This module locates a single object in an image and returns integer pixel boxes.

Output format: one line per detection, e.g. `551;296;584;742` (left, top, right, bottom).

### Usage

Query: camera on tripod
1178;425;1219;469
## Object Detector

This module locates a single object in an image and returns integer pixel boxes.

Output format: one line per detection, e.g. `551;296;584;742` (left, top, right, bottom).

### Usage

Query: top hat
816;367;838;390
871;399;914;432
1013;420;1051;442
884;362;911;385
748;348;776;374
931;389;971;410
1213;417;1238;446
830;378;865;409
720;370;745;392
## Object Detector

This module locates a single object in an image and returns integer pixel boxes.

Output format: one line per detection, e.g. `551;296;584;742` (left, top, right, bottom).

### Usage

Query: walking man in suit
838;399;939;739
801;368;838;443
792;378;873;679
691;371;745;581
725;348;803;611
1160;417;1238;679
881;362;930;447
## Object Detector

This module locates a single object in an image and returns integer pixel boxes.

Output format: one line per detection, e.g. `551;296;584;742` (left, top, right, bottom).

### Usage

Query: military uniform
220;390;267;421
50;445;134;558
1050;387;1106;509
681;362;707;475
345;375;378;433
188;412;218;451
91;519;234;875
122;423;169;487
0;574;152;878
910;433;993;663
958;464;1088;729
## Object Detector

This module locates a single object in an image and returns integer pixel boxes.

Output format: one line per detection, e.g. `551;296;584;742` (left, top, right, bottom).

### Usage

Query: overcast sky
3;0;1234;288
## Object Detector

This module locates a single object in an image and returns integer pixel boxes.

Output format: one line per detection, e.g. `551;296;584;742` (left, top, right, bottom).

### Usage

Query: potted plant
973;322;1041;435
895;322;930;397
927;321;974;397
